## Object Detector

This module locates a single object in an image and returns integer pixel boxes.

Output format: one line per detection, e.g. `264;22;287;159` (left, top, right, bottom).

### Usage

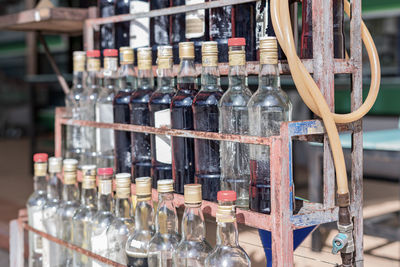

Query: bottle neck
34;175;47;193
103;57;118;91
181;203;206;242
228;64;247;91
62;183;79;202
98;192;113;212
216;221;239;246
156;192;178;234
80;187;97;207
137;68;154;90
156;67;175;93
119;63;137;91
135;195;154;231
178;58;197;84
87;70;101;89
47;172;62;200
258;63;279;91
115;197;133;219
201;65;220;91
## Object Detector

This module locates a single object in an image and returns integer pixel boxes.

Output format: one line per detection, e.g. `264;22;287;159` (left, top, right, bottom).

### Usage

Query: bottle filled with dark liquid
171;42;199;194
192;41;223;202
235;2;256;61
150;0;170;65
129;47;154;180
100;0;116;52
113;47;137;175
171;0;186;64
115;0;131;49
127;255;149;267
149;46;175;188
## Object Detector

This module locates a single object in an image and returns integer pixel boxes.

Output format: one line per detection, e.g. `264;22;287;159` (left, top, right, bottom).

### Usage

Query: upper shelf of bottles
0;7;88;34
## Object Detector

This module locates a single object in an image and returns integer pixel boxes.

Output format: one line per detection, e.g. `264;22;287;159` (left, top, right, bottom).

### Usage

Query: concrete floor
0;138;399;266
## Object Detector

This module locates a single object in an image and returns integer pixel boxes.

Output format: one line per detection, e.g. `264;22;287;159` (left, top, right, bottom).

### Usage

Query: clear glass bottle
82;50;102;165
90;168;114;267
205;191;251;267
65;51;86;163
130;47;154;179
96;49;119;168
107;173;135;265
173;184;212;266
126;177;155;266
114;47;137;174
72;165;98;266
219;38;252;209
42;157;62;267
193;41;223;202
148;179;180;266
149;45;175;187
248;37;292;214
27;153;48;267
171;42;199;194
56;159;80;266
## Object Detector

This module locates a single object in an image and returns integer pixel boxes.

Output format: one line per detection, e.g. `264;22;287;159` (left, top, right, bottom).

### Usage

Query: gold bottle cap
157;179;174;193
87;58;100;72
184;184;202;204
216;205;236;223
202;41;218;67
157;45;173;69
137;47;152;70
34;162;47;177
179;42;195;59
81;165;96;189
48;157;62;173
73;51;86;72
63;159;78;172
115;173;131;199
135;176;152;196
120;47;135;65
260;37;278;65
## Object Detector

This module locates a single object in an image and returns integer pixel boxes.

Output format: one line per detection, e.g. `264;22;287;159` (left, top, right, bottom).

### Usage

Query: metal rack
9;0;364;266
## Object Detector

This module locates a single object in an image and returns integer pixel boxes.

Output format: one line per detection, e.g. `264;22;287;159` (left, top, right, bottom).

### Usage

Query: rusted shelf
0;7;88;34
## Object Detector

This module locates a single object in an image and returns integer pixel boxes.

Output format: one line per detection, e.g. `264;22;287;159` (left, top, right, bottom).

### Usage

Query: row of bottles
65;37;292;214
27;153;251;266
99;0;345;62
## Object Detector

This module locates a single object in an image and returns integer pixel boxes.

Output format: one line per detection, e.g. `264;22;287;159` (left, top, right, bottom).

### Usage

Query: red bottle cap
103;49;118;57
87;50;100;57
217;191;237;202
228;38;246;47
97;168;114;176
33;153;48;163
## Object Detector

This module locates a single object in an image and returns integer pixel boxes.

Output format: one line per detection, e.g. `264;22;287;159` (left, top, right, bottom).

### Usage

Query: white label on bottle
95;103;114;153
130;1;150;48
154;109;172;164
32;210;44;254
185;0;205;39
42;239;50;266
91;230;108;267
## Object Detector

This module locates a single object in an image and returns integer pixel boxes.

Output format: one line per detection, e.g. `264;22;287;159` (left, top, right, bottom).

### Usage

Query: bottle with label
148;179;180;266
27;153;48;267
248;37;291;214
192;41;223;202
100;0;116;52
219;38;252;209
72;165;98;266
170;0;186;64
116;0;131;49
235;2;256;61
56;159;80;266
65;51;86;164
171;42;199;194
90;168;114;267
114;47;137;174
173;184;212;266
83;50;101;166
150;0;170;65
107;173;135;265
130;47;154;179
205;191;251;267
149;45;175;187
126;177;155;267
130;0;150;50
185;0;209;62
42;157;63;267
96;49;119;168
209;2;234;62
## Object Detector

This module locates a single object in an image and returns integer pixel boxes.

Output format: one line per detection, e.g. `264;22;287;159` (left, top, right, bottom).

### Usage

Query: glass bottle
90;168;114;267
333;0;345;59
125;176;155;266
65;51;86;163
42;157;63;267
27;153;48;267
56;159;80;266
130;47;154;179
100;0;116;52
171;42;199;194
96;49;118;168
150;0;170;64
107;173;135;264
114;47;137;174
209;2;233;62
193;41;223;202
205;191;251;267
130;0;150;49
300;0;313;59
219;38;252;209
149;45;175;187
116;0;131;49
248;37;291;214
148;179;180;266
235;2;256;61
83;50;102;166
173;184;212;266
171;0;186;64
72;165;98;266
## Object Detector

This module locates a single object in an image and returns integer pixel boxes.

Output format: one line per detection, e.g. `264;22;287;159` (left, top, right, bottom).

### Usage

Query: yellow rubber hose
270;0;381;195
